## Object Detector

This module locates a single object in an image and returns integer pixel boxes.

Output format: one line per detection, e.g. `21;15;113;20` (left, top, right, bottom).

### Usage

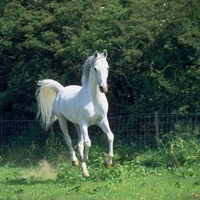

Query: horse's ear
94;50;98;58
103;49;107;58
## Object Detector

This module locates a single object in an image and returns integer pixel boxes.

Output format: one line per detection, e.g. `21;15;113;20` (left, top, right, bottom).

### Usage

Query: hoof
72;160;79;167
83;171;90;178
104;162;112;169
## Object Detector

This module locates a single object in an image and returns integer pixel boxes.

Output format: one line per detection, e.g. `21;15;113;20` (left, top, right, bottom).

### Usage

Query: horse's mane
81;55;94;86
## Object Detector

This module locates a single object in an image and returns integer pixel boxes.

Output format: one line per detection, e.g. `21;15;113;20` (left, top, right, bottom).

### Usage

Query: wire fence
0;112;200;149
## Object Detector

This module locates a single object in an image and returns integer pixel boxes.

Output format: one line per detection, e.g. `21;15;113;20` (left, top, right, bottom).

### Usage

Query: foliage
0;0;200;119
130;123;200;169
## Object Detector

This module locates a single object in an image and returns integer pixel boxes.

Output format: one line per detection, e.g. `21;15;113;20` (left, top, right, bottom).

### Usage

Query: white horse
36;50;114;177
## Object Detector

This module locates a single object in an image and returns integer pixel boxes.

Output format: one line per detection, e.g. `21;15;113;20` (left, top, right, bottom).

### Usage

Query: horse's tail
36;79;64;130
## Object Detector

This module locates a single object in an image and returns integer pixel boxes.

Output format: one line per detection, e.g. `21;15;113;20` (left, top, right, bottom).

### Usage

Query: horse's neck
89;84;102;102
87;77;104;105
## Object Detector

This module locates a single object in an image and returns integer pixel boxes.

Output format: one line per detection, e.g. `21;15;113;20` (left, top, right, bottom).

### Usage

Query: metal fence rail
0;113;200;149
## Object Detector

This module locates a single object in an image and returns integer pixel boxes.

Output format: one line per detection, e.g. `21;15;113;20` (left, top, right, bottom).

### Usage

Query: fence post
154;111;160;148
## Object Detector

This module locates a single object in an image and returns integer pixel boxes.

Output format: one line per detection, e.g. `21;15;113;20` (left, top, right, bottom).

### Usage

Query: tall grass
1;122;200;177
136;123;200;168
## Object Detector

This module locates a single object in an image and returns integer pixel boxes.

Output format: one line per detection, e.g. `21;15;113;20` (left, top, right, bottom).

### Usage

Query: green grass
1;124;200;200
0;158;200;200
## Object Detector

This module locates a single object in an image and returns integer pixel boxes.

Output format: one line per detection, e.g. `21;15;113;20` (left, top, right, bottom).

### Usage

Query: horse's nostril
100;86;104;93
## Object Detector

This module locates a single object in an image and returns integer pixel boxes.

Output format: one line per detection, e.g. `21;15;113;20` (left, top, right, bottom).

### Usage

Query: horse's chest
83;103;105;125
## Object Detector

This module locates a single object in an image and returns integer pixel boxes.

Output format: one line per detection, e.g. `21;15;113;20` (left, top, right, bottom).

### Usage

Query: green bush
0;0;200;119
133;123;200;168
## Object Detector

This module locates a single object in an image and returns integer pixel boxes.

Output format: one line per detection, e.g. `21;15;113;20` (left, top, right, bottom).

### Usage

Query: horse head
93;50;109;93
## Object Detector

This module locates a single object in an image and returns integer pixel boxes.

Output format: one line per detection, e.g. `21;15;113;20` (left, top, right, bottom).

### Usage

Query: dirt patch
23;159;57;180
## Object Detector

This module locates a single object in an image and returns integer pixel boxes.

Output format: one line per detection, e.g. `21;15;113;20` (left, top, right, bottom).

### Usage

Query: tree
0;0;200;119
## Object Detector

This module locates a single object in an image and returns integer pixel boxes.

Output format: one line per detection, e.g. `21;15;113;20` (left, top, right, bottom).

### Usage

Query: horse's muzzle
100;86;108;93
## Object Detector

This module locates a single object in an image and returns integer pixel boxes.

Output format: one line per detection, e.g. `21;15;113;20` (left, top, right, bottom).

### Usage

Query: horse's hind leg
58;116;78;166
74;124;90;177
74;124;84;160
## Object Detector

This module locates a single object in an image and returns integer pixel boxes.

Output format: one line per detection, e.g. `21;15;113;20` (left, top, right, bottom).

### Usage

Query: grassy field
1;125;200;200
0;162;200;200
0;152;200;200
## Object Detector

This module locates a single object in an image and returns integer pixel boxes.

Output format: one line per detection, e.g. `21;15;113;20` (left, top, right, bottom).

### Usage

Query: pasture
1;115;200;199
1;139;200;200
0;163;199;200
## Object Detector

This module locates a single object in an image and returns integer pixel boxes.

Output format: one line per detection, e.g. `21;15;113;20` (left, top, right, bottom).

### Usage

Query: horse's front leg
79;124;91;177
98;117;114;168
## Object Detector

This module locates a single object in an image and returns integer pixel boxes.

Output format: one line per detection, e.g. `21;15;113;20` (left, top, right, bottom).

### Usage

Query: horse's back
53;85;82;122
63;85;82;98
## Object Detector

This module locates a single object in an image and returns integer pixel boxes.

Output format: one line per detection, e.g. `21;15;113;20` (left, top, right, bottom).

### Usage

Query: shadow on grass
1;177;55;186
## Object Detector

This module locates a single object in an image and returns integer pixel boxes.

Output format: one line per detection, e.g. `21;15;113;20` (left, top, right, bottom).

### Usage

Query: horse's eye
94;68;97;71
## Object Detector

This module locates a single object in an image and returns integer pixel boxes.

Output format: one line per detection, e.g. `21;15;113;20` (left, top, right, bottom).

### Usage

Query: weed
56;162;85;185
